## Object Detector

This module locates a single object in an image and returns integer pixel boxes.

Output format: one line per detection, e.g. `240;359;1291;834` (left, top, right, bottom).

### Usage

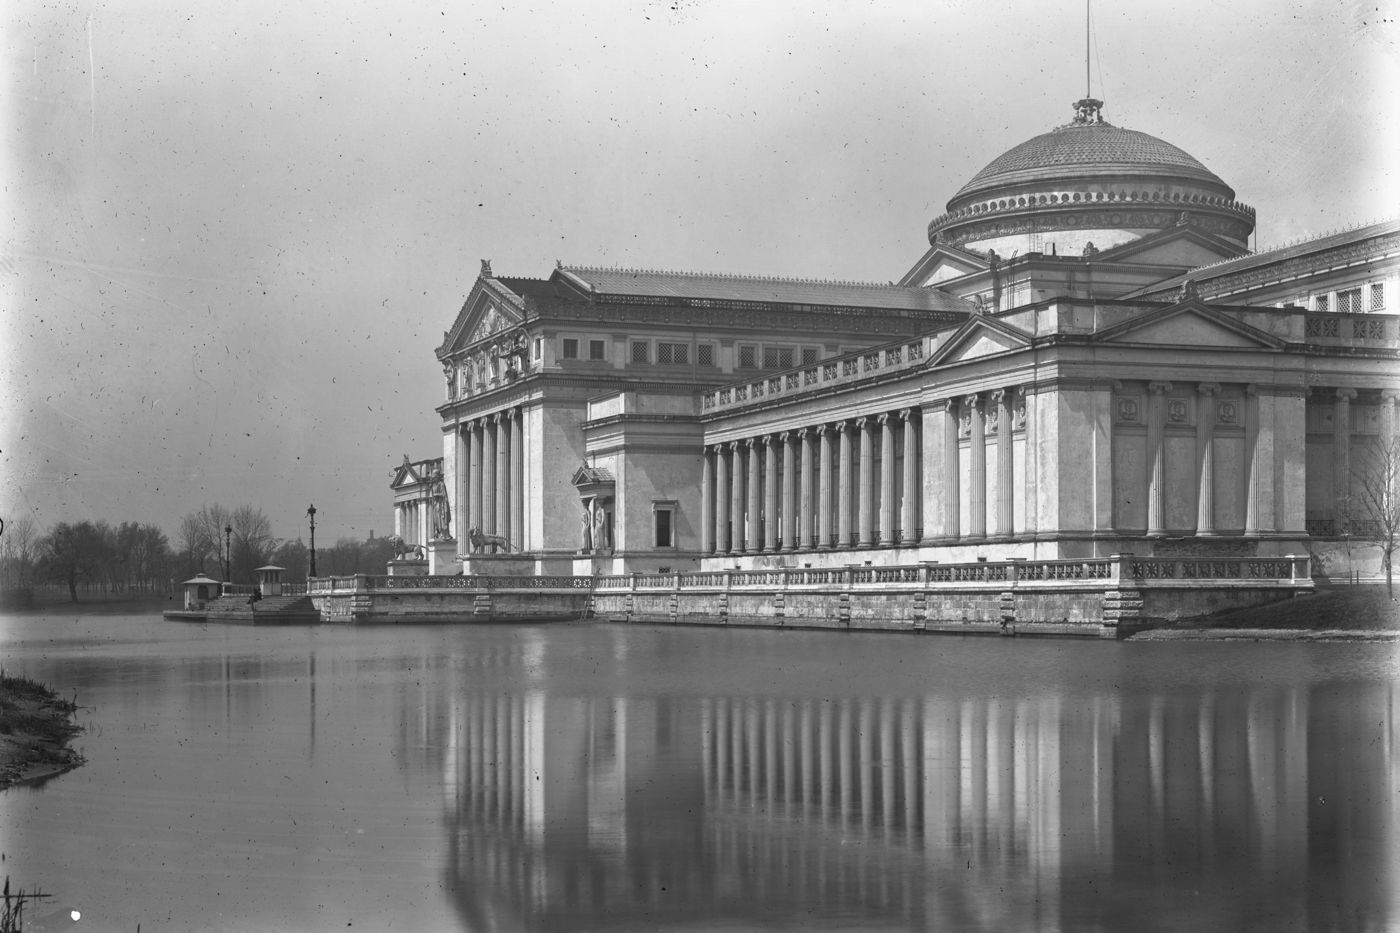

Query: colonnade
393;500;427;547
933;389;1024;541
455;407;525;549
1308;388;1399;534
700;408;921;554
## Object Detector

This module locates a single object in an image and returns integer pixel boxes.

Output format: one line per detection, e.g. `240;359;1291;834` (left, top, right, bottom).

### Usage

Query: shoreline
0;674;85;792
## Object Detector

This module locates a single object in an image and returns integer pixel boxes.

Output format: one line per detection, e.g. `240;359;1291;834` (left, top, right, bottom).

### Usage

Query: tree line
1;504;397;602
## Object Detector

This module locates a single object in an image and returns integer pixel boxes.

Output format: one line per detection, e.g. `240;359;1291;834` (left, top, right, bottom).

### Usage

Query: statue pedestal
387;558;428;577
427;539;459;575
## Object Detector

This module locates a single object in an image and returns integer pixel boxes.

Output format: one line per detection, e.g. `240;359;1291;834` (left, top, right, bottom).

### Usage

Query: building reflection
424;679;1397;932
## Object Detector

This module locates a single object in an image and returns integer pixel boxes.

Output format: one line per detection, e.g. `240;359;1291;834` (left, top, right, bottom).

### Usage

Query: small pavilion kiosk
253;565;286;598
180;573;221;610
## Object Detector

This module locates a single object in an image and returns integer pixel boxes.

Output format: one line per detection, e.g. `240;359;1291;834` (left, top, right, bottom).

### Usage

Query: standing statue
430;476;452;540
580;508;593;551
593;508;611;551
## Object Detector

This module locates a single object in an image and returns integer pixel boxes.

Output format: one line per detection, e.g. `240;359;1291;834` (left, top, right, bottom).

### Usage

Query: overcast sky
2;0;1395;545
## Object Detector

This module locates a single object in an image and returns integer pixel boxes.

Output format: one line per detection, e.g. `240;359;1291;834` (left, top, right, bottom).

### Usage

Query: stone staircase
203;594;320;624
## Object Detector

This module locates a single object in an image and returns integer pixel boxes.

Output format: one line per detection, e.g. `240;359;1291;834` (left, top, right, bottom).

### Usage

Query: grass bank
0;672;84;790
1130;585;1400;641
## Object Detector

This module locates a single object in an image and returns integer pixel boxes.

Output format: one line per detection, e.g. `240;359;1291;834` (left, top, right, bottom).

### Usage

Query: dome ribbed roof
950;122;1233;207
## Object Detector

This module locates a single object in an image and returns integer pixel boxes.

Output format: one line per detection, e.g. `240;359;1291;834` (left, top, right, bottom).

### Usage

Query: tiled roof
952;123;1230;205
558;266;972;314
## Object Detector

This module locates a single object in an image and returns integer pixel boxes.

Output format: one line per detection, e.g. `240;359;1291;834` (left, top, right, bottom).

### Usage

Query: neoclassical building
410;97;1398;579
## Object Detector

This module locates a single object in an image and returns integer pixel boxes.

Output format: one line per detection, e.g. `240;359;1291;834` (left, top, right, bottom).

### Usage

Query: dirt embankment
1130;585;1400;641
0;674;84;790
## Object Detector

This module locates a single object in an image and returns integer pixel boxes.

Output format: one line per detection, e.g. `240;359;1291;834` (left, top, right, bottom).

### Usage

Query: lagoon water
1;612;1396;932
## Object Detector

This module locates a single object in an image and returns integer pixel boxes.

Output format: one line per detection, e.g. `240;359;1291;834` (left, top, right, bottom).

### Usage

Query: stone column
729;442;745;554
1196;384;1221;535
879;413;896;546
509;408;524;549
966;394;987;539
1146;382;1172;537
995;390;1014;537
1244;385;1260;536
747;438;762;553
800;429;816;549
781;432;797;551
495;411;510;543
456;424;469;550
764;436;780;552
481;416;497;536
857;416;875;547
701;447;715;554
1335;388;1357;531
714;444;730;554
818;425;834;547
394;502;403;539
837;421;854;547
900;408;919;545
942;398;960;540
468;420;484;539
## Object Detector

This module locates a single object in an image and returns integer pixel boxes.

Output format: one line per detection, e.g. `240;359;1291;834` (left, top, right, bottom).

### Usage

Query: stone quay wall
309;573;591;624
590;555;1313;638
306;555;1310;636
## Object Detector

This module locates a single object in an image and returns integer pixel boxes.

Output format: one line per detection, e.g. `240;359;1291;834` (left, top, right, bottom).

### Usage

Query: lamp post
224;524;233;582
307;504;318;579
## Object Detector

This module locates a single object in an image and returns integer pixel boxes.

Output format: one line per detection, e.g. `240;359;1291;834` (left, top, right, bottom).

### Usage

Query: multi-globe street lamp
224;524;232;582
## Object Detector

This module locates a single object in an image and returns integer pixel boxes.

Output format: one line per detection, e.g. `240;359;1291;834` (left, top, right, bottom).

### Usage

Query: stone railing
1302;312;1398;346
703;338;928;414
219;583;258;596
596;554;1309;592
308;573;592;594
927;189;1256;242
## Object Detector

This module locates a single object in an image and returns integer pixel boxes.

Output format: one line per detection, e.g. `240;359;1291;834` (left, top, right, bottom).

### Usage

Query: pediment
898;243;990;287
1092;300;1285;350
390;456;422;489
1095;226;1246;267
926;316;1033;367
439;279;527;356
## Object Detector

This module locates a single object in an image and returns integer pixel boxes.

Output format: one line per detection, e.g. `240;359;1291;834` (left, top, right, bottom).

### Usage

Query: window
738;344;757;368
1370;283;1385;312
1337;288;1362;314
562;338;579;359
763;346;794;369
801;347;819;365
658;342;689;365
653;502;676;548
533;338;542;360
1314;294;1329;312
631;341;650;364
589;339;606;360
697;344;715;367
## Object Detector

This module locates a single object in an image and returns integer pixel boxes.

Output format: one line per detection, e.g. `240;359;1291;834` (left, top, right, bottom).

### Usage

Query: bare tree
229;505;274;582
0;516;38;589
1353;435;1400;596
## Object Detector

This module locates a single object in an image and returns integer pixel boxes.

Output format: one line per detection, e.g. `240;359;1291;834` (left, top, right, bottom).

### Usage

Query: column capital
1148;381;1174;395
727;440;742;452
1335;387;1358;401
877;412;893;426
832;420;848;432
778;430;793;443
899;407;914;422
797;426;812;439
1381;389;1400;402
1245;383;1260;396
988;388;1007;406
1196;382;1222;396
963;392;982;410
746;436;761;449
855;415;871;429
940;397;959;413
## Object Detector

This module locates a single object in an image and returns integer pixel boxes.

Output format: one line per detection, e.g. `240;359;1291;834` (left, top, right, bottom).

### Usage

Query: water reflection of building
428;682;1397;931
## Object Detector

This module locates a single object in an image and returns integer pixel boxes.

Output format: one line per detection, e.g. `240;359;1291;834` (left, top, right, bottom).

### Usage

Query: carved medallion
1167;399;1189;423
1115;397;1139;423
1216;400;1238;424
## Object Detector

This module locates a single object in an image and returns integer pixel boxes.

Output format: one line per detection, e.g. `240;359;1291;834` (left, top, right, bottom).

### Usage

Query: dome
926;99;1254;254
949;123;1234;208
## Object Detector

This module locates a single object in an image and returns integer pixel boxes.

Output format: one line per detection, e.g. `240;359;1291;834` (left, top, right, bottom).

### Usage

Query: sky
2;0;1396;545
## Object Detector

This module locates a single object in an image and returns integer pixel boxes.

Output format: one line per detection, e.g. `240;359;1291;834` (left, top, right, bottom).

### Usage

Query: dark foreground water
0;613;1396;932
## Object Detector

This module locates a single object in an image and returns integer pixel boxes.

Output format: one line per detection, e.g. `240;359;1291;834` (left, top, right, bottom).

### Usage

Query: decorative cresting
926;99;1255;250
